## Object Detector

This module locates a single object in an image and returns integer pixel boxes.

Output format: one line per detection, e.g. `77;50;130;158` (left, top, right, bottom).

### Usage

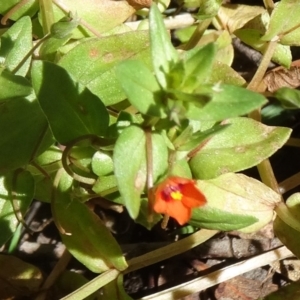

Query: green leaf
100;274;133;300
53;169;127;273
177;123;228;152
274;193;300;259
149;4;178;88
92;175;117;196
235;28;292;68
0;254;42;298
56;271;96;300
190;207;258;231
116;60;166;117
0;170;34;246
263;281;300;299
52;0;134;38
0;1;38;20
0;16;32;76
209;61;246;86
274;87;300;109
59;30;151;106
113;126;168;218
190;117;291;179
114;126;146;218
262;0;300;45
0;97;53;172
0;69;33;100
50;13;80;39
196;0;222;20
92;151;114;177
31;60;109;144
180;43;217;92
194;173;281;233
186;84;267;121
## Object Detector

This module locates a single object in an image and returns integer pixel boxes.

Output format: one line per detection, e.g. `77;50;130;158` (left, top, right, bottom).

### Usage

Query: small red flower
153;176;207;225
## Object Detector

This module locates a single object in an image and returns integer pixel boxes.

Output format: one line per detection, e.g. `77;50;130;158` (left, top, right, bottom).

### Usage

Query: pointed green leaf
149;4;178;88
262;0;300;45
235;28;292;68
275;87;300;109
186;84;267;121
0;97;53;172
190;207;258;231
0;170;34;246
116;60;166;117
114;126;168;218
59;30;151;106
192;173;280;233
0;69;32;100
53;170;127;273
114;126;146;218
190;117;292;179
0;16;32;76
31;60;109;144
180;43;217;92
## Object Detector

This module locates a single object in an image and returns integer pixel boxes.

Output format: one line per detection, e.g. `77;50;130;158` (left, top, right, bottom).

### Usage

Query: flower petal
154;198;191;225
181;182;207;208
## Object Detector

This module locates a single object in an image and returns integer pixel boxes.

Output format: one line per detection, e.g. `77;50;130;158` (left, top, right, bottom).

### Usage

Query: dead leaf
263;60;300;93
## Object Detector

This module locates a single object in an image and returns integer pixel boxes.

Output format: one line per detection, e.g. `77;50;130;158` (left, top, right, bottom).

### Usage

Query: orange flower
153;177;207;225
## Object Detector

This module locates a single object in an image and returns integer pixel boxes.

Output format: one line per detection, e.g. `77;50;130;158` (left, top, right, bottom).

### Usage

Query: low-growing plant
1;0;300;299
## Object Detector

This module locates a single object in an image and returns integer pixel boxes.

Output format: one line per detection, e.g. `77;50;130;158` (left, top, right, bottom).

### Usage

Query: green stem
1;0;30;25
51;168;72;235
247;40;277;92
275;202;300;233
62;135;98;185
263;0;275;11
125;229;218;273
256;159;280;194
183;18;212;50
39;0;55;35
61;269;119;300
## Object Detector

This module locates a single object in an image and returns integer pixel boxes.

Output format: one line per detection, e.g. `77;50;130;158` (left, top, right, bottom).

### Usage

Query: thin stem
11;169;33;234
279;171;300;194
35;247;71;300
286;137;300;147
51;168;72;235
145;129;154;222
12;34;51;74
53;0;102;37
263;0;275;11
39;0;55;35
256;159;280;194
247;40;277;92
1;0;30;25
275;202;300;233
183;18;212;50
126;229;218;274
61;135;98;185
60;269;119;300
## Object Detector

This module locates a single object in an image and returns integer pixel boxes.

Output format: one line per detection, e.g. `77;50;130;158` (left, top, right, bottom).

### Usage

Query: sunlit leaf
0;170;34;246
53;169;127;273
31;60;109;144
0;16;32;76
192;173;281;233
149;3;178;88
59;31;151;106
190;117;291;179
